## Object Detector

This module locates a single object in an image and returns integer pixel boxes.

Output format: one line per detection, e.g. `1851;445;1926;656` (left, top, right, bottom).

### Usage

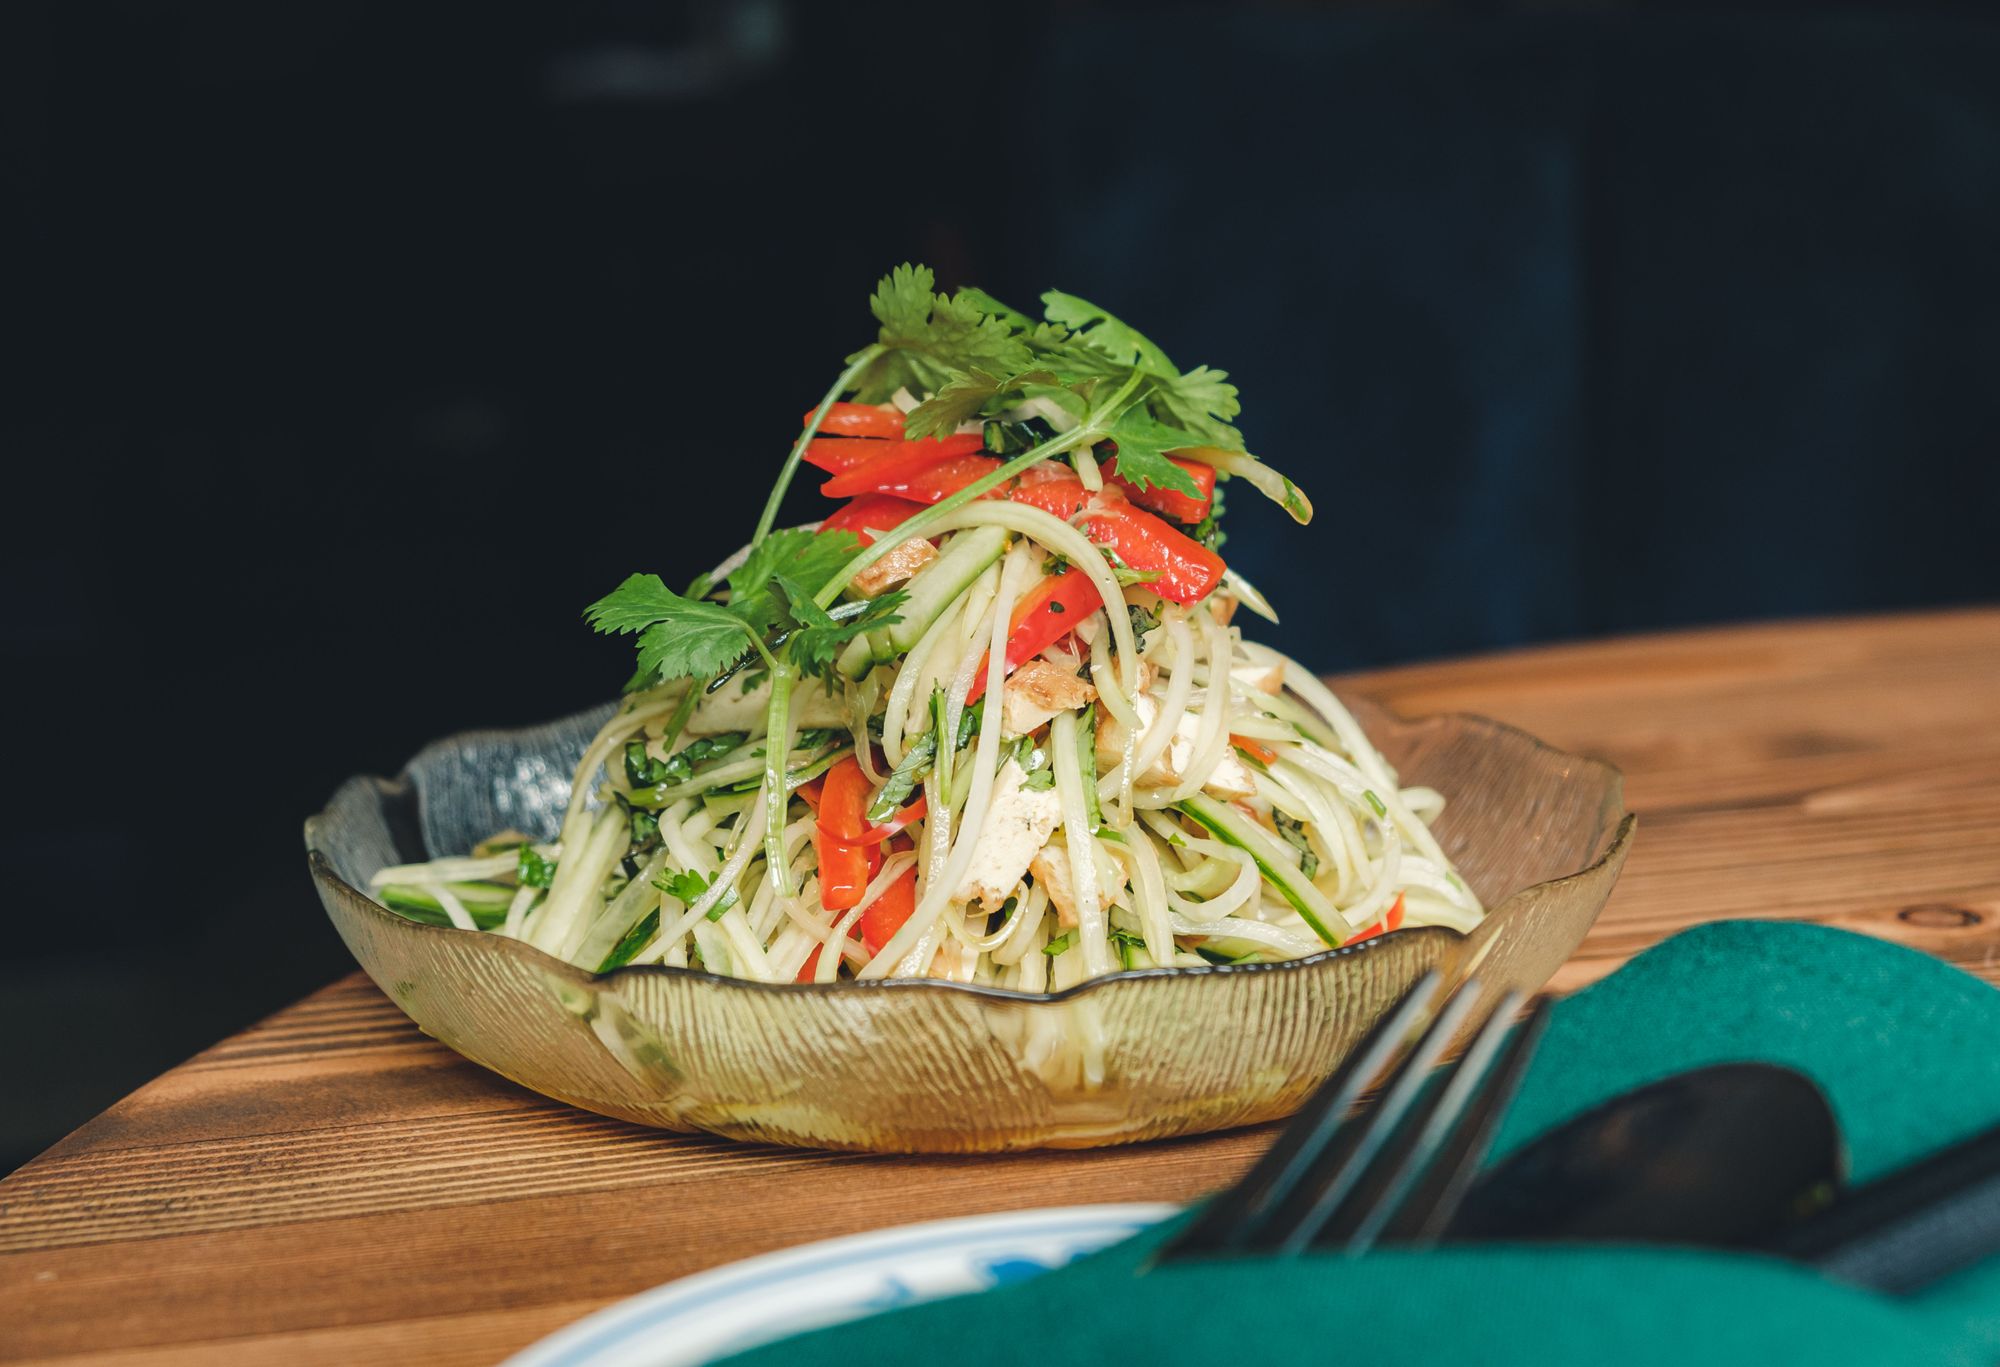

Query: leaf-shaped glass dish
305;694;1632;1152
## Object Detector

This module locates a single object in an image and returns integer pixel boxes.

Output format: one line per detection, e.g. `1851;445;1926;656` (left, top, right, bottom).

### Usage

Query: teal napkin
724;922;2000;1367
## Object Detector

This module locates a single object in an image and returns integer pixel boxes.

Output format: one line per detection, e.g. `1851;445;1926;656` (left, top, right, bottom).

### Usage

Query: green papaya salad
371;266;1485;987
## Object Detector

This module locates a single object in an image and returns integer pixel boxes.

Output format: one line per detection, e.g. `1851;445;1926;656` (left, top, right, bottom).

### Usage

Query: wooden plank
3;608;1997;1365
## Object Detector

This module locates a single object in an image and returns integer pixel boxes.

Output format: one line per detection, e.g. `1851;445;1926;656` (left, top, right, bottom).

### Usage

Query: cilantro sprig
584;527;904;691
882;272;1268;505
586;526;905;902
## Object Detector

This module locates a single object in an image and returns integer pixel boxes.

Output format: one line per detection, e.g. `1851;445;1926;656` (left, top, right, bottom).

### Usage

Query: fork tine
1369;994;1552;1247
1256;979;1494;1256
1325;990;1541;1253
1161;970;1446;1260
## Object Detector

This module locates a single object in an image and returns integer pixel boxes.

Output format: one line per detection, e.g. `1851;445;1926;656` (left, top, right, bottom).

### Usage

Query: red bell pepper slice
965;568;1104;703
817;494;918;547
850;794;926;845
1080;496;1226;604
799;851;920;976
801;402;905;439
1000;480;1226;605
815;757;876;911
859;865;920;955
806;433;986;480
1005;477;1093;520
1105;455;1216;524
1232;735;1279;766
802;437;899;475
821;447;1002;502
1345;892;1407;945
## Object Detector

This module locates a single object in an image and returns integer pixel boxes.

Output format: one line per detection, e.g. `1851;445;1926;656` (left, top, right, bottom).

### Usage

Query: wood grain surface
4;609;1997;1366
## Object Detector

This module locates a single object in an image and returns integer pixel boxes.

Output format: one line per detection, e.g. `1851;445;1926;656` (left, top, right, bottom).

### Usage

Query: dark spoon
1438;1063;1845;1247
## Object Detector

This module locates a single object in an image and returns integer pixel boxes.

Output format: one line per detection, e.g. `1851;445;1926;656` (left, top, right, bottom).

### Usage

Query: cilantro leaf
1041;290;1178;373
653;867;738;920
634;608;757;684
772;575;835;628
1150;365;1243;448
587;574;762;686
788;591;906;678
584;573;687;635
1034;290;1247;462
850;264;1035;404
903;367;1058;441
728;528;861;633
1104;408;1204;497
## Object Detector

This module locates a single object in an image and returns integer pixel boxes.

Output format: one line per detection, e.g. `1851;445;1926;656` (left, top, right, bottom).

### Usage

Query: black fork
1162;972;1550;1261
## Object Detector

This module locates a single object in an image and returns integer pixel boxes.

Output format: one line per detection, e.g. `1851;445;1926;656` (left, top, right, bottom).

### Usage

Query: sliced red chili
817;494;918;547
1000;480;1227;604
859;865;920;955
1344;892;1408;945
965;568;1104;703
821;447;1002;502
802;402;905;439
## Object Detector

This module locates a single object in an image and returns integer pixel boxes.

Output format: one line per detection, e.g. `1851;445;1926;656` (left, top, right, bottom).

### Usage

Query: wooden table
5;609;1998;1366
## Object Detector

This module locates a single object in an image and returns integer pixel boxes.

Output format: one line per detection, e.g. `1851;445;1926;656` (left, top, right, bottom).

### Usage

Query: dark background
5;0;1997;1174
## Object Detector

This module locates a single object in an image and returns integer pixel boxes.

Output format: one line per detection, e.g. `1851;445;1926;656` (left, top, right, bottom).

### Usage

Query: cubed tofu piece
1094;692;1256;798
850;536;938;597
1095;692;1160;769
687;674;847;735
1209;594;1239;627
1230;662;1285;696
1001;660;1097;737
1029;841;1129;929
1167;714;1259;800
951;761;1063;909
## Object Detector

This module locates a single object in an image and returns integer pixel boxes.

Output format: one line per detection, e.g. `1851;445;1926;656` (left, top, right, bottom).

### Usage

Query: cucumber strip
598;908;659;971
568;849;672;969
837;524;1008;679
378;881;514;930
836;630;883;680
1173;795;1351;947
861;524;1009;675
712;745;853;795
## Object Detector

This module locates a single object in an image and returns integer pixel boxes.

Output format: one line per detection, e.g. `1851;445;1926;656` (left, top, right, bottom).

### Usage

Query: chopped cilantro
516;845;558;889
653;867;739;921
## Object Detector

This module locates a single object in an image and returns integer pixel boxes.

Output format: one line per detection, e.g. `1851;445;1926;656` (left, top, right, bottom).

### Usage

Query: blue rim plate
505;1203;1177;1367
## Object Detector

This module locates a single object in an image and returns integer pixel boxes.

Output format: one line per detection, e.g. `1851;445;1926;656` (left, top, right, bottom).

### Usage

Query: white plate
505;1203;1177;1367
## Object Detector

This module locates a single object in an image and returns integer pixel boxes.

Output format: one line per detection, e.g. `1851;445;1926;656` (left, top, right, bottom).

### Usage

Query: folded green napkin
725;922;2000;1367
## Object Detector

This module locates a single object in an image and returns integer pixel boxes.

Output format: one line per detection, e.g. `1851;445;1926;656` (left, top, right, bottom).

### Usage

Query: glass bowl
305;694;1632;1152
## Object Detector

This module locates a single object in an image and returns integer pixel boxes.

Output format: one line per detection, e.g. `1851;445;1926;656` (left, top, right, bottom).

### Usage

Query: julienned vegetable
372;265;1486;986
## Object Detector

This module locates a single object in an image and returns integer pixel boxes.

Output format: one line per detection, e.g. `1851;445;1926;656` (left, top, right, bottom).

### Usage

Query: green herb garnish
1273;813;1319;881
516;844;558;889
653;867;738;921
